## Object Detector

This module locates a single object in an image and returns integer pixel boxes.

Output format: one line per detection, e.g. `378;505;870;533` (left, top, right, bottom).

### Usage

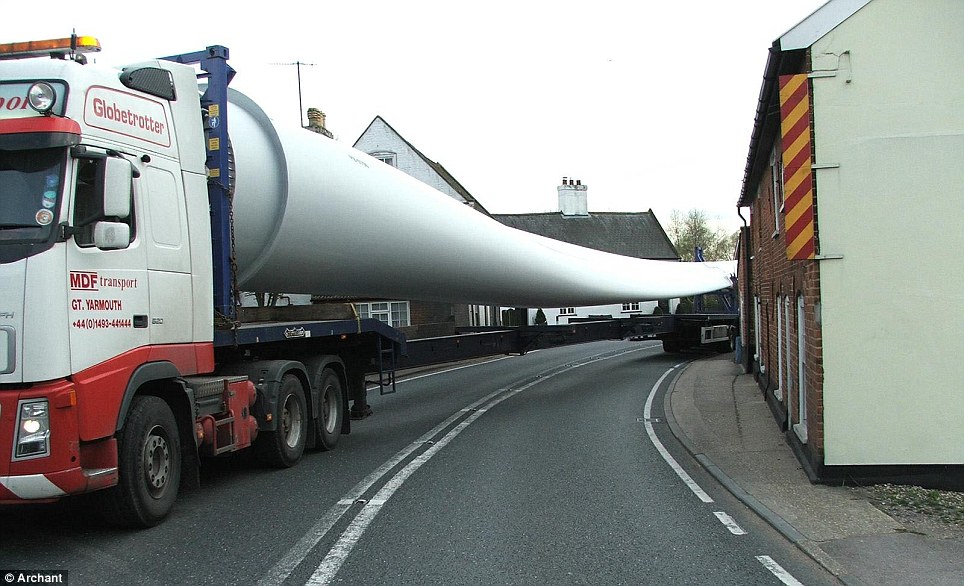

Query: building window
770;144;783;237
560;307;575;315
370;151;396;167
784;295;793;411
776;296;784;402
622;303;640;312
470;305;492;326
355;301;410;327
754;296;764;374
795;294;807;442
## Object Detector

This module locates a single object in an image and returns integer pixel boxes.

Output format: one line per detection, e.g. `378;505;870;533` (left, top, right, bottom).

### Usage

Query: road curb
661;358;866;586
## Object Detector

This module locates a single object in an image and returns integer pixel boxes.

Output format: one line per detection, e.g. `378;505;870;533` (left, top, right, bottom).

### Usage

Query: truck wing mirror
102;157;132;219
93;221;131;250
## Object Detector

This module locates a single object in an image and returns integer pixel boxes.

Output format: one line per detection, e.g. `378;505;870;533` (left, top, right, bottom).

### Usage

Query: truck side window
73;159;99;228
72;157;135;247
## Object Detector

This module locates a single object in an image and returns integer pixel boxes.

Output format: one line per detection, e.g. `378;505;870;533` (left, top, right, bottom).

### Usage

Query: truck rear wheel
103;395;181;528
316;369;344;451
256;374;307;468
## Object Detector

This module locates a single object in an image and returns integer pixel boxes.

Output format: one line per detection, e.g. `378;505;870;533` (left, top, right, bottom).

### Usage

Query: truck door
66;153;149;374
140;159;193;347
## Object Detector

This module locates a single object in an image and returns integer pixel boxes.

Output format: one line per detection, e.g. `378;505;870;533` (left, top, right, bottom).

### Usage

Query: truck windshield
0;148;65;244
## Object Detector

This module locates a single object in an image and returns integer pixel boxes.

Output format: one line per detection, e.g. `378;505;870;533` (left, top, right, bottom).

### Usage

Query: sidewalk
666;353;964;586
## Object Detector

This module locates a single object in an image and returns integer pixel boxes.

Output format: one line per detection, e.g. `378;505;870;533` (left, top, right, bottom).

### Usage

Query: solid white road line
643;363;714;503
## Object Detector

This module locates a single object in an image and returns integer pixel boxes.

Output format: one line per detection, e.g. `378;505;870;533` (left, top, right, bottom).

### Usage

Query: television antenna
271;60;317;127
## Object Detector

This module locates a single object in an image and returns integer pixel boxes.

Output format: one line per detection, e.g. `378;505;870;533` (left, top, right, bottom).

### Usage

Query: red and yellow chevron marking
779;74;815;260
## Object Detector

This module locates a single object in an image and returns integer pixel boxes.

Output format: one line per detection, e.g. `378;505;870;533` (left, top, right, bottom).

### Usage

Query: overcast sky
6;1;828;234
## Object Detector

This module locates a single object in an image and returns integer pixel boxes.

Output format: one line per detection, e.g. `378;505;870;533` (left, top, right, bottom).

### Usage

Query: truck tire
315;368;344;451
662;339;682;353
102;395;181;528
256;374;307;468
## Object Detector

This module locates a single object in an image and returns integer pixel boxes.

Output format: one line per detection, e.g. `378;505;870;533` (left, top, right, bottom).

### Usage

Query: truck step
185;375;249;399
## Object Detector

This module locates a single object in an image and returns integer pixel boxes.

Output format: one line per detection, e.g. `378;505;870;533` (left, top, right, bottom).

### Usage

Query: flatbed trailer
398;310;739;370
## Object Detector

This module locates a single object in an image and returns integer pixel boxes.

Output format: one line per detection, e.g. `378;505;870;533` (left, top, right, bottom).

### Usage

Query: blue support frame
161;46;237;321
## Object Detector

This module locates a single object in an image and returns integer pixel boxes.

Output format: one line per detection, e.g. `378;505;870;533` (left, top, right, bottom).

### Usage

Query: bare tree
668;209;738;262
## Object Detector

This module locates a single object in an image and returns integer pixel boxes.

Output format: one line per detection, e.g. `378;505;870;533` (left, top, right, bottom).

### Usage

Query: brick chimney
558;177;588;216
305;107;334;139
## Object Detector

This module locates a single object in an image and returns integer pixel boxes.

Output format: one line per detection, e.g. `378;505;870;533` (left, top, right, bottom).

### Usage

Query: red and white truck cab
0;35;216;510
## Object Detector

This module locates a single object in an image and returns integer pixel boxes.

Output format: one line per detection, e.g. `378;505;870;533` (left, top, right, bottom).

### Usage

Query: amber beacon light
0;34;101;60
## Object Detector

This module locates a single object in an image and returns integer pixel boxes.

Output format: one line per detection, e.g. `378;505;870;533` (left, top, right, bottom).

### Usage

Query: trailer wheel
316;369;344;451
662;339;682;353
102;396;181;528
256;374;307;468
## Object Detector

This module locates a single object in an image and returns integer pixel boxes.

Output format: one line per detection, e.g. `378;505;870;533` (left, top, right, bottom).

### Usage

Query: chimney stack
558;177;589;216
305;107;334;139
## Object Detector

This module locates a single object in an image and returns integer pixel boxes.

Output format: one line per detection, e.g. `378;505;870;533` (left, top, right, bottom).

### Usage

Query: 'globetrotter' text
92;97;165;135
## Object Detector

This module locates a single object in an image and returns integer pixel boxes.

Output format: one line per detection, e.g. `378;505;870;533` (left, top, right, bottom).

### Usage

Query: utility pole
271;60;316;127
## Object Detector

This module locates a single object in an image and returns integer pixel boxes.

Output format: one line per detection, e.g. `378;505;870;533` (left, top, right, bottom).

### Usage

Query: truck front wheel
103;395;181;528
256;374;307;468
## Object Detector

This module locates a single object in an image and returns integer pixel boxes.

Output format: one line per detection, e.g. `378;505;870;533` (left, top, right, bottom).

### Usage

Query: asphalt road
0;341;839;585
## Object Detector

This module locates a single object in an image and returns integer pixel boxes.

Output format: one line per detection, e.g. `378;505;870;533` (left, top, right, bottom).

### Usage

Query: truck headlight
28;82;57;114
15;399;50;459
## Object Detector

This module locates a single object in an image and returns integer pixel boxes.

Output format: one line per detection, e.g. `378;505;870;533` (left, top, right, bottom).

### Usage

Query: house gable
354;116;490;214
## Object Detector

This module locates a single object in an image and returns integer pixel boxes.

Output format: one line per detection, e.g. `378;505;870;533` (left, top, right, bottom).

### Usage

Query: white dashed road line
714;511;747;535
756;555;806;585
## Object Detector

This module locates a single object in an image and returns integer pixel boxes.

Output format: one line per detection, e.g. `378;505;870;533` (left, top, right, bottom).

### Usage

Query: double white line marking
260;347;649;586
263;350;803;586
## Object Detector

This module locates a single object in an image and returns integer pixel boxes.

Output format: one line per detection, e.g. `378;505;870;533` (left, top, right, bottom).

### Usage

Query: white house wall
354;118;467;203
535;302;662;325
811;0;964;464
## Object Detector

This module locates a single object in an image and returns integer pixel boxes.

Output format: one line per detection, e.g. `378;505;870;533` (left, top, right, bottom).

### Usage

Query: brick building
738;0;963;485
